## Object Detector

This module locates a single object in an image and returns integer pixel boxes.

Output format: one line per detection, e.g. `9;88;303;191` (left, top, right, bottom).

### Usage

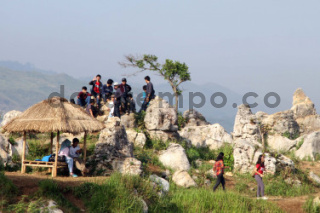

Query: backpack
49;154;66;162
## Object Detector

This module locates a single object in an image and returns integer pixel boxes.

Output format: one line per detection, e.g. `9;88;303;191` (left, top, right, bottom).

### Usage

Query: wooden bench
23;160;68;176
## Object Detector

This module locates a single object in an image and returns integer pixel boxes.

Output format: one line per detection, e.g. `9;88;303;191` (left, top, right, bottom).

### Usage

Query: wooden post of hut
21;131;27;174
52;131;60;177
50;132;54;154
84;131;87;163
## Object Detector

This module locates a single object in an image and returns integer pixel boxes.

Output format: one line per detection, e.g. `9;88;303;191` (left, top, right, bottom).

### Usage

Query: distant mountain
0;67;86;112
0;61;56;75
0;61;245;132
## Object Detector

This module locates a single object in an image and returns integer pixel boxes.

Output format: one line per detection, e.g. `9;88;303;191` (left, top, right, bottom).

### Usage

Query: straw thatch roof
3;97;105;133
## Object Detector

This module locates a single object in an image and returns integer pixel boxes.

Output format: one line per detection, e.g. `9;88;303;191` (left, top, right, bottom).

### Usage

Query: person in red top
89;75;102;107
213;152;229;191
255;154;268;200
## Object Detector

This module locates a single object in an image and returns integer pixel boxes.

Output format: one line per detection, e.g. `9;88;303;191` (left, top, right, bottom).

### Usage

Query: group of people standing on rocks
75;74;155;118
213;152;268;200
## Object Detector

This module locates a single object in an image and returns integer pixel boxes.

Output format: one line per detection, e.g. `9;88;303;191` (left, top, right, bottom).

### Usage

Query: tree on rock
119;54;191;113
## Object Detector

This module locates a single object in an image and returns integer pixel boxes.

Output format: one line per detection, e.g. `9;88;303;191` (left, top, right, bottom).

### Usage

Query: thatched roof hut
3;96;105;134
3;96;105;177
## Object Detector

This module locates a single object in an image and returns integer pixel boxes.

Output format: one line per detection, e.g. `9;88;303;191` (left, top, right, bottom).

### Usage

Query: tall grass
303;196;320;213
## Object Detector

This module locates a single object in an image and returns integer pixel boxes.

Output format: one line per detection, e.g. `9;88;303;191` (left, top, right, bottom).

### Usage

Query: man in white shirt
70;138;89;176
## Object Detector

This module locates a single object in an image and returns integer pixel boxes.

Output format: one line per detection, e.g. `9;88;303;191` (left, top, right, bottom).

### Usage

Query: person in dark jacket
89;74;102;107
77;86;91;107
127;93;136;113
119;78;132;114
113;82;122;118
102;79;113;103
144;76;155;109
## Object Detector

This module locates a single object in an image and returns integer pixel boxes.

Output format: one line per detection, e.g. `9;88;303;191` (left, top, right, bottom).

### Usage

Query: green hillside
0;67;86;112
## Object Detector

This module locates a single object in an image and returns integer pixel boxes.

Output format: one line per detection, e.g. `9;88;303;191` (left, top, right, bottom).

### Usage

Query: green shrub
27;139;50;160
296;138;304;149
8;137;17;146
282;131;300;140
134;111;146;130
177;112;186;130
0;172;18;199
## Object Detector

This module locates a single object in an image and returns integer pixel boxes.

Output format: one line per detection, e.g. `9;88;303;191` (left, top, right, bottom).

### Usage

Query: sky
1;0;320;113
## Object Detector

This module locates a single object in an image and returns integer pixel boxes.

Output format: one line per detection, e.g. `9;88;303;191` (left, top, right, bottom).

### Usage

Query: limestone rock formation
267;135;297;152
291;88;316;119
144;97;179;140
159;143;190;171
91;117;133;175
121;113;136;129
149;174;170;194
0;110;22;127
232;105;260;143
179;123;232;149
172;170;197;188
0;134;12;165
296;131;320;160
126;129;147;148
112;157;142;176
182;109;209;127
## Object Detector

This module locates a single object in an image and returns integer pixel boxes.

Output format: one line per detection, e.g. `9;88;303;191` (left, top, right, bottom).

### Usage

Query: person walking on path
254;154;268;200
213;152;229;191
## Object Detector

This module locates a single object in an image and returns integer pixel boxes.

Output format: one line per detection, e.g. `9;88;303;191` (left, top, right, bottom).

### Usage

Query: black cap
122;78;127;82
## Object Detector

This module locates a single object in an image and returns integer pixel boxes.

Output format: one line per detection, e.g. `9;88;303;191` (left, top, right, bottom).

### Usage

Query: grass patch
0;172;18;209
36;179;79;212
304;196;320;213
74;173;176;212
170;188;283;213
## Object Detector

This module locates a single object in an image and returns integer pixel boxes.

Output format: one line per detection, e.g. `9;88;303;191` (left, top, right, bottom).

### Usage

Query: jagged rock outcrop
233;105;261;143
0;134;12;165
182;109;209;127
126;129;147;148
144;97;179;140
296;131;320;160
159;143;190;171
291;88;316;119
309;172;320;184
91;117;134;175
172;170;197;188
0;110;22;127
179;124;232;149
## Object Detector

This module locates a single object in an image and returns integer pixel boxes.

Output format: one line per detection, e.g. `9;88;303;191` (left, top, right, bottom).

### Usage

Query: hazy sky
1;0;320;112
